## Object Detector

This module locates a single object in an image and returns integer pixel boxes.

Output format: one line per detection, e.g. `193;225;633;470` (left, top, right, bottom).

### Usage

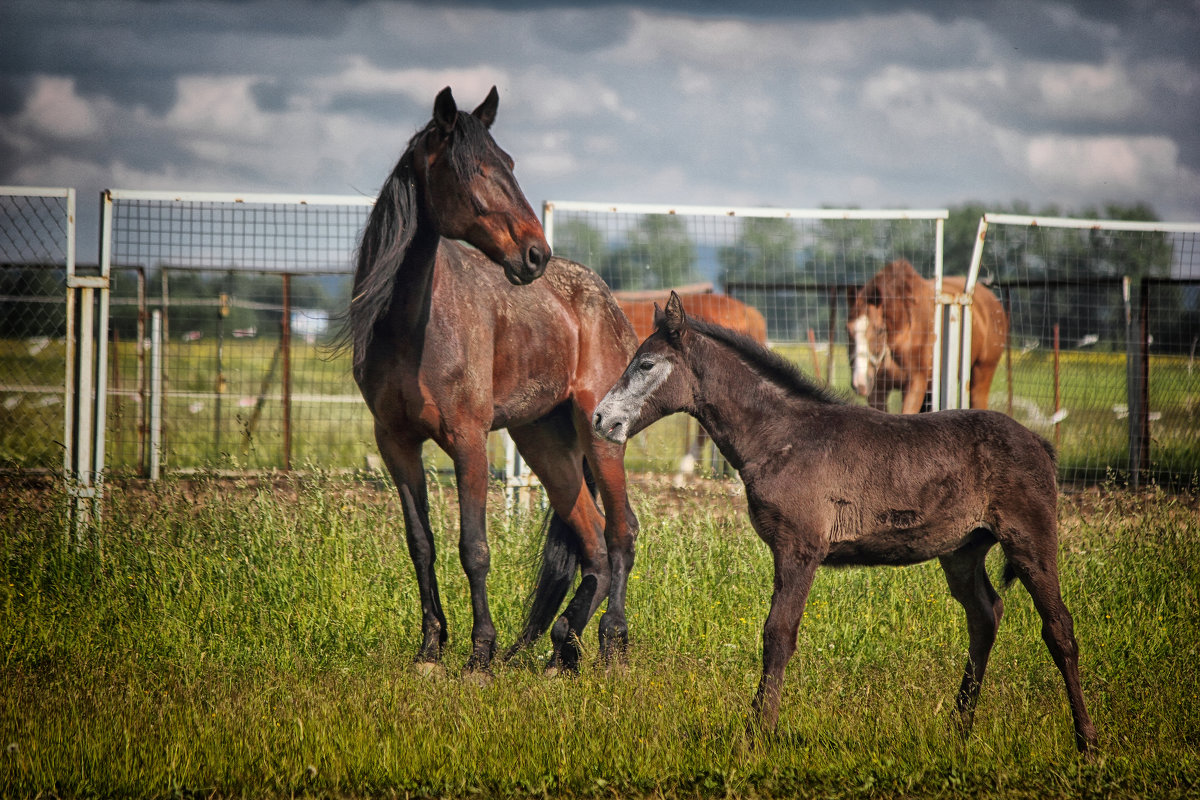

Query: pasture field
2;474;1198;799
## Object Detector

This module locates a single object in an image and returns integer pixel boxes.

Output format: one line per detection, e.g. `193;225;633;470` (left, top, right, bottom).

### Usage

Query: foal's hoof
414;660;446;681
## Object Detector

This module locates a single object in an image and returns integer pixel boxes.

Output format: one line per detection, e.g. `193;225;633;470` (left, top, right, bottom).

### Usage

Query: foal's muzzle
592;408;627;444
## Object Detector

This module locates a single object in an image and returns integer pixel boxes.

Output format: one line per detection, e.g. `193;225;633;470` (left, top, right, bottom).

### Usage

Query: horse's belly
824;518;986;567
491;371;571;428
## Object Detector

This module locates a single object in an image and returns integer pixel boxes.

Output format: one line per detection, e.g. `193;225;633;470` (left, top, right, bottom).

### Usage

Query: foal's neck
687;334;818;471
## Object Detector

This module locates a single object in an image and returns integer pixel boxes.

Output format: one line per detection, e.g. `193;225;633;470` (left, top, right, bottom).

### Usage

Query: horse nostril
527;244;549;272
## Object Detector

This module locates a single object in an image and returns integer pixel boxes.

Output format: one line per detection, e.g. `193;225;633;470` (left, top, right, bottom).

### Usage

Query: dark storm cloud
0;0;1197;242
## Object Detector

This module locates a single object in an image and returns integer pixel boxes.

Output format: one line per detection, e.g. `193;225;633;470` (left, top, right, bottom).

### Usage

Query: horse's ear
663;290;688;340
433;87;458;134
473;86;499;129
865;284;882;307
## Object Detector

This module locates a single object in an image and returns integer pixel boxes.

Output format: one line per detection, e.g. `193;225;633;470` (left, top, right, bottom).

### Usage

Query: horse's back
617;291;766;344
778;406;1058;564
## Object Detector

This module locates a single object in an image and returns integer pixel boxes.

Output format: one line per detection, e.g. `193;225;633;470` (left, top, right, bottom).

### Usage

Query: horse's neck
387;216;442;331
687;336;810;471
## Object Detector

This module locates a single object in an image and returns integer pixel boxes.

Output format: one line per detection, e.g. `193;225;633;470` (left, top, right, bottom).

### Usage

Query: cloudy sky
2;0;1198;260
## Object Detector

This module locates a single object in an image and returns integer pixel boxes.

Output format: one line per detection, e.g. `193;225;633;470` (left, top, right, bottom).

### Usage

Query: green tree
551;219;612;285
717;217;801;287
608;214;698;292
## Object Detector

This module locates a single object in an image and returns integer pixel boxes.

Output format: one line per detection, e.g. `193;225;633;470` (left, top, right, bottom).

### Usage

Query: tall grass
2;476;1198;798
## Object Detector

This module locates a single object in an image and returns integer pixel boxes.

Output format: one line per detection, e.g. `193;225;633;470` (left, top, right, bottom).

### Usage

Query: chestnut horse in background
616;285;767;482
848;259;1008;414
346;87;639;678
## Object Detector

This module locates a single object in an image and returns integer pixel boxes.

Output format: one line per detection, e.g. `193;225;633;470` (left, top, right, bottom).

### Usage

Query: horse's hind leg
509;414;611;672
1000;503;1098;755
374;425;448;672
1005;547;1098;754
939;538;1003;734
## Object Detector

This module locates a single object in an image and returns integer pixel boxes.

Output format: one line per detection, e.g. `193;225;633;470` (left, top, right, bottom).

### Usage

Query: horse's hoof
462;669;494;688
414;660;446;681
543;664;561;679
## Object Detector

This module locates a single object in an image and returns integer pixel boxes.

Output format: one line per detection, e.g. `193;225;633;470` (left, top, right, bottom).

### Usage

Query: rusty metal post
825;286;838;386
1053;323;1061;450
807;328;822;383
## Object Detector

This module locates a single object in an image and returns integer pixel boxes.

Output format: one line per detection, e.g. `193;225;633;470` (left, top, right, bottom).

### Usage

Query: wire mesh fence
975;215;1200;485
102;192;377;474
5;188;1197;487
543;202;948;474
1;188;72;474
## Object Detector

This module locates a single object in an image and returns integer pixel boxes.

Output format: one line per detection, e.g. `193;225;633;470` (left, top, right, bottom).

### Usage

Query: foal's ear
663;290;688;340
433;87;458;134
473;86;500;129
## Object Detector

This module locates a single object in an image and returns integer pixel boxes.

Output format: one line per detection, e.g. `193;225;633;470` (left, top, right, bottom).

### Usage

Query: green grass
2;476;1198;798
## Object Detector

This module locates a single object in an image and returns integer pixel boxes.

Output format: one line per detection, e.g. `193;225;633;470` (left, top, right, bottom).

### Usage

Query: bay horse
593;292;1096;755
348;87;639;677
848;259;1007;414
615;285;767;483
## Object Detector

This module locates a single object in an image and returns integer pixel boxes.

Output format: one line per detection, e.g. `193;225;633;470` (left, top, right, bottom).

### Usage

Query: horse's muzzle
592;408;627;444
503;243;551;285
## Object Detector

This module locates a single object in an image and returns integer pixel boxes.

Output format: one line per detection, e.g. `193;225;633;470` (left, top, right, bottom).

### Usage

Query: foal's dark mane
687;316;845;407
337;110;501;379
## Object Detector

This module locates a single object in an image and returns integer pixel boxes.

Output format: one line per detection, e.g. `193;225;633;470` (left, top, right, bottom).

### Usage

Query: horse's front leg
452;436;498;677
900;371;930;414
374;425;447;671
749;541;820;733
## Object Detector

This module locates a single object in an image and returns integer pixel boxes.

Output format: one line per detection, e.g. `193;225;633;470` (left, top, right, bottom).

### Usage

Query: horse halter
865;333;891;368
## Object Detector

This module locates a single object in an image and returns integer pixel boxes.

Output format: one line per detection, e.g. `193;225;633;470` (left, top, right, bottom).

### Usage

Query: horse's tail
504;463;596;659
1001;558;1019;590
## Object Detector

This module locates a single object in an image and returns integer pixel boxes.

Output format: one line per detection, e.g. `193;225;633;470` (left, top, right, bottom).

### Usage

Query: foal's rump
815;407;1057;566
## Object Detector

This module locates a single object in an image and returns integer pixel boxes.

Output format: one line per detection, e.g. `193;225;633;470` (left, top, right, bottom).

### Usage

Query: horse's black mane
687;316;845;406
333;110;498;379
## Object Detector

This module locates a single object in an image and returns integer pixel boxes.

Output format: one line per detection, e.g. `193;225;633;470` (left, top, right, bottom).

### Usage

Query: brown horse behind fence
593;292;1096;755
848;259;1008;413
615;286;766;481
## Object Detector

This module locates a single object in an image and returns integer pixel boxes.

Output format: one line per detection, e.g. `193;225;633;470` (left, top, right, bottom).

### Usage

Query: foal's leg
939;540;1003;734
1005;546;1098;754
449;432;499;675
509;417;611;672
750;543;821;732
375;425;448;670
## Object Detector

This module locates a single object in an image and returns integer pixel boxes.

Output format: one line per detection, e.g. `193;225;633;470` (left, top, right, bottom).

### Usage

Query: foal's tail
504;463;596;660
1001;558;1019;590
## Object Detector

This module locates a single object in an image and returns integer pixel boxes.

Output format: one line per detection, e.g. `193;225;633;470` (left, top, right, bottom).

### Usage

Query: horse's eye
638;360;654;372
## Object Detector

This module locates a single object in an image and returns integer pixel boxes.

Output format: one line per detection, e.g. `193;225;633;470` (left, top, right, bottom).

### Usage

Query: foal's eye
638;360;654;372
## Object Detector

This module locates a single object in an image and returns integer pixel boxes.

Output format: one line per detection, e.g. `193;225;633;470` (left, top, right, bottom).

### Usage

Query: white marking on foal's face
850;314;872;396
593;353;674;444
